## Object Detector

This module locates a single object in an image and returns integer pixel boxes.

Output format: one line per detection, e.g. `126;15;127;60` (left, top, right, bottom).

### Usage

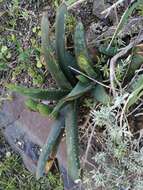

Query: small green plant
138;4;143;16
7;2;110;183
0;45;11;60
0;153;63;190
82;63;143;189
0;45;11;71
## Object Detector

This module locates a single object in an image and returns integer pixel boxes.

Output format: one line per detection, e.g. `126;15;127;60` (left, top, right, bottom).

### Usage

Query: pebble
6;151;11;158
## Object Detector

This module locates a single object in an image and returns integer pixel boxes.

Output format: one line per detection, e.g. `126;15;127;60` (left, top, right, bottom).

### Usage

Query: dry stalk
83;123;96;168
67;0;87;10
127;101;143;116
79;115;91;141
69;66;110;89
101;0;126;16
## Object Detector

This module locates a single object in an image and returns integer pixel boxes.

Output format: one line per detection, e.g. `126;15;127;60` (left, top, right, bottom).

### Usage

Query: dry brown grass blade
137;52;143;56
136;43;143;49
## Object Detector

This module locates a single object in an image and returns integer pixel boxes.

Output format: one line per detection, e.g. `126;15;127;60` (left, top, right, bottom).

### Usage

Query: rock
6;151;11;157
0;93;82;190
92;0;106;18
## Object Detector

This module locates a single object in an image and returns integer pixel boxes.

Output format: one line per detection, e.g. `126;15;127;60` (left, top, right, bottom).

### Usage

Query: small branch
127;102;143;116
67;0;86;10
69;66;110;89
101;0;126;15
83;123;96;167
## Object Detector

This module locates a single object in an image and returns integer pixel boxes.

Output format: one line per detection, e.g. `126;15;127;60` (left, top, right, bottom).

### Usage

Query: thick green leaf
6;84;69;100
55;3;76;85
126;54;143;79
108;0;143;48
41;11;71;89
92;84;111;105
76;75;90;83
25;99;39;111
0;63;9;71
74;22;98;78
37;103;53;116
65;101;80;180
65;51;78;70
25;98;52;115
51;81;93;117
65;82;93;100
126;74;143;111
36;116;65;179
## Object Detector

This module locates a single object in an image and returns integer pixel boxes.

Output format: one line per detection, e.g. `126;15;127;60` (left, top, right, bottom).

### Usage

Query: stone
92;0;106;18
0;93;82;190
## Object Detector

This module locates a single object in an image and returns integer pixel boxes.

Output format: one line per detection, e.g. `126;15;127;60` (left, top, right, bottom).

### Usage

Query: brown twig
67;0;86;10
101;0;126;16
83;123;96;167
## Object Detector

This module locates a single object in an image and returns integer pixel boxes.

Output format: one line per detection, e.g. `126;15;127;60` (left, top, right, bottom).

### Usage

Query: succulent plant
6;3;110;183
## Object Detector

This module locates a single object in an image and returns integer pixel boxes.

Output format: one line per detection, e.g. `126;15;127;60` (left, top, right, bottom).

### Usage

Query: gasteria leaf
51;81;93;117
126;54;143;80
55;3;77;85
36;116;65;179
76;75;90;83
65;101;80;180
37;103;53;116
92;84;111;105
6;84;69;100
74;22;98;78
41;11;72;89
25;99;39;111
125;74;143;111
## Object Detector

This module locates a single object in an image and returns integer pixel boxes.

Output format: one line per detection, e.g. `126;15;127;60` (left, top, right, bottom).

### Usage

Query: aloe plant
7;3;110;183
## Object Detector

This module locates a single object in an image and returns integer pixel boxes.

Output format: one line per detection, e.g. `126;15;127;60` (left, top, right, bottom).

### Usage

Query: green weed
0;154;63;190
